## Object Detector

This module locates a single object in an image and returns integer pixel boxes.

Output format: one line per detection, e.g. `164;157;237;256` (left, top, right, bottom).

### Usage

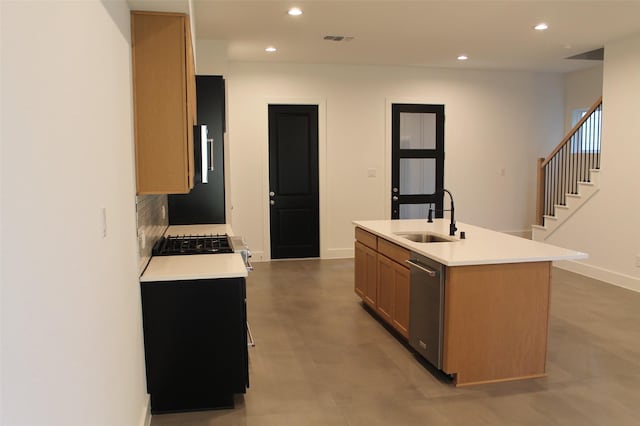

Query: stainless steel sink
394;232;454;243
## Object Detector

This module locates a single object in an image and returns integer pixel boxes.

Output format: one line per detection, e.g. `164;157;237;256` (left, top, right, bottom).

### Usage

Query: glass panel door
391;104;445;219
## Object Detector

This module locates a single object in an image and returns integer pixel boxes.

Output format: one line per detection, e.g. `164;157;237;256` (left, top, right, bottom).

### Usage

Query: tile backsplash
136;194;168;274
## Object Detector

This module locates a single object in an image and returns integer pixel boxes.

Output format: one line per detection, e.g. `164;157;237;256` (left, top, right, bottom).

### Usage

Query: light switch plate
138;230;146;250
101;208;107;238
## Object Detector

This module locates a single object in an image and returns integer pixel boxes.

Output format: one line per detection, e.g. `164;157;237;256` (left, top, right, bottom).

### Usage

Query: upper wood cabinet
131;11;196;194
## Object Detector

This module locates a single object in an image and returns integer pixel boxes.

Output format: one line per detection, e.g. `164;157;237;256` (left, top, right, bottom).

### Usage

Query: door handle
392;196;399;202
270;200;275;206
200;126;209;184
269;191;275;197
207;138;214;171
406;259;437;277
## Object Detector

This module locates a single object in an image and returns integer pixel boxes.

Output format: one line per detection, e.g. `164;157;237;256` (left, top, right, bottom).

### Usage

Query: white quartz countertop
140;253;248;282
140;223;247;282
353;219;588;266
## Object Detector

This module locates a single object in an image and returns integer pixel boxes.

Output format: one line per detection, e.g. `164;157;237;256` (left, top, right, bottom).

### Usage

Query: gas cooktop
152;234;233;256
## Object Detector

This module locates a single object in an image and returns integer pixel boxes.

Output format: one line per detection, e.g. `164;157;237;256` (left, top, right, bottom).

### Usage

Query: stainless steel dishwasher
407;253;445;369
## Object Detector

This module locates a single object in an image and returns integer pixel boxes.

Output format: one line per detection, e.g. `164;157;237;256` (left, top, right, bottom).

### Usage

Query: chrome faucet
427;189;457;236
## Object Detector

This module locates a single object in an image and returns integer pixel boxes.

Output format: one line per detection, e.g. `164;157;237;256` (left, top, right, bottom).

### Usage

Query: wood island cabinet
377;238;410;338
353;220;584;387
442;262;551;386
355;227;553;385
354;227;410;338
391;262;410;337
131;11;197;194
354;239;377;307
376;255;394;324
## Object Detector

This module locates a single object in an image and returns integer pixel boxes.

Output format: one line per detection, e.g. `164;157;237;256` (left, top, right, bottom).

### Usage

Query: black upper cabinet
169;76;226;224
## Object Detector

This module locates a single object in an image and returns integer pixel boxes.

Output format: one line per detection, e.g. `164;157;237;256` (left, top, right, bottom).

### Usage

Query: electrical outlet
367;168;377;178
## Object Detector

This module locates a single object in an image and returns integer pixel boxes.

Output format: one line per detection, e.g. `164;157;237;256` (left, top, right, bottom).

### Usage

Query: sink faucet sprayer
427;189;457;236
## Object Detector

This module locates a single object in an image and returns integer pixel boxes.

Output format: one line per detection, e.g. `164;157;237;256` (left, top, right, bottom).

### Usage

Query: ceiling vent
323;35;354;42
566;47;604;60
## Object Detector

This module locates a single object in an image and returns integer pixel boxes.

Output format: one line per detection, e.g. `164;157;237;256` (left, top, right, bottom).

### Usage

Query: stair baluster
535;97;602;226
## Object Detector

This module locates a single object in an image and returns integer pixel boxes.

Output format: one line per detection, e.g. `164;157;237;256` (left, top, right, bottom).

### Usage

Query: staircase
532;169;600;241
532;97;602;242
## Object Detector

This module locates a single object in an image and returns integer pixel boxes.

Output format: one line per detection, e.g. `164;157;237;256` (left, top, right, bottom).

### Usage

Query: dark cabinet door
168;75;226;224
141;277;247;413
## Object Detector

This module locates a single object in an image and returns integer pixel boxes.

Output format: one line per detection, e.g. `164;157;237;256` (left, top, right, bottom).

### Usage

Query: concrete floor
151;259;640;425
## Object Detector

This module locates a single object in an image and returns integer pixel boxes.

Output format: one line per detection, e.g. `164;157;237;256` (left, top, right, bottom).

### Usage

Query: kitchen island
353;219;587;387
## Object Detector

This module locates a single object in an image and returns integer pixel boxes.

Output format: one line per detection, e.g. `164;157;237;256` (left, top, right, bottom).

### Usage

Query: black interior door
268;105;319;259
391;104;445;219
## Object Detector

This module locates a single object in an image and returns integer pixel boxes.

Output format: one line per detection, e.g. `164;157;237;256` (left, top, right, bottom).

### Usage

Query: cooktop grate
152;234;233;256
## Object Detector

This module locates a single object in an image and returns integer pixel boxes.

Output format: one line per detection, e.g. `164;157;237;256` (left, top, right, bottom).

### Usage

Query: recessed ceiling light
534;23;549;31
265;46;277;53
288;7;303;16
457;55;468;61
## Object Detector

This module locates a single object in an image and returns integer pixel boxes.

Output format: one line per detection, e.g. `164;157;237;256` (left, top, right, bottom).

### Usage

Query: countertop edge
140;270;249;282
353;219;588;267
140;253;249;282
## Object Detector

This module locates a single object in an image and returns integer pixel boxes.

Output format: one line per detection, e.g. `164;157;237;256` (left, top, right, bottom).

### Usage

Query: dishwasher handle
406;259;438;277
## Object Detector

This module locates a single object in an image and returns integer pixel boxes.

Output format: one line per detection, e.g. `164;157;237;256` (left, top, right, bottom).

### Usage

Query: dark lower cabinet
140;278;248;413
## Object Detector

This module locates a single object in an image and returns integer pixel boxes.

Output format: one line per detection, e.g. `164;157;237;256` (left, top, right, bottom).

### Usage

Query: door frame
385;98;445;219
262;98;327;260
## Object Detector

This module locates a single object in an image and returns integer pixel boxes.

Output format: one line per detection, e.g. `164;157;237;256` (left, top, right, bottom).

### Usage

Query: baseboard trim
250;250;267;262
250;248;354;261
140;394;151;426
553;259;640;293
324;247;354;259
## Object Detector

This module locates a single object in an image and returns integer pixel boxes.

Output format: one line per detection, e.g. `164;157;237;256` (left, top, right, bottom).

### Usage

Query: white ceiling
130;0;640;73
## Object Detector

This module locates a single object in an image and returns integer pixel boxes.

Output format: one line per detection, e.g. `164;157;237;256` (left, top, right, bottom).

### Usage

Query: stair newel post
536;157;545;226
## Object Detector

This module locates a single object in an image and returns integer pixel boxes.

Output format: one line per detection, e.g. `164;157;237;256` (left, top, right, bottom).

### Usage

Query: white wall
196;40;230;76
563;64;603;132
1;1;149;425
197;59;564;260
548;32;640;292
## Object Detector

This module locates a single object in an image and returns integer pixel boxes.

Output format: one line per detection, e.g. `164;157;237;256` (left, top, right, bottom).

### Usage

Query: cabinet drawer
355;227;377;250
378;238;410;266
